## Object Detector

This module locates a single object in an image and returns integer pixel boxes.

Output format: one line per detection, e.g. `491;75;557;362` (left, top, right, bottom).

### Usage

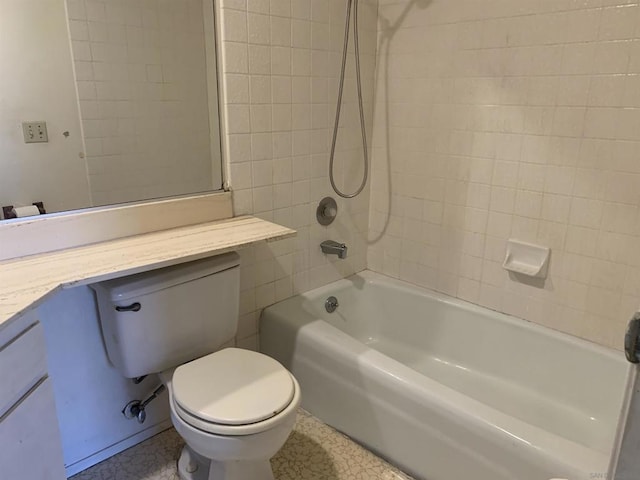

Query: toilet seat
171;348;297;436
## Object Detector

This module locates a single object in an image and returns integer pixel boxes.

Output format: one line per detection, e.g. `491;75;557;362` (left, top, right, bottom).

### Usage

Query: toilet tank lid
93;252;240;301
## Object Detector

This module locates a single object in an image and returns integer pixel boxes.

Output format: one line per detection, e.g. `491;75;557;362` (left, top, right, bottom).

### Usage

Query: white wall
0;0;91;215
37;286;170;476
368;0;640;350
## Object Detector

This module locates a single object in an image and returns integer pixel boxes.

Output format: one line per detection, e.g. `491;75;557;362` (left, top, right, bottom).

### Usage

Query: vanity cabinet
0;311;65;480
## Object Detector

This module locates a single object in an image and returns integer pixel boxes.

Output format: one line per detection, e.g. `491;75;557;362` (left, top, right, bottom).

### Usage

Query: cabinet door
0;378;66;480
0;322;47;417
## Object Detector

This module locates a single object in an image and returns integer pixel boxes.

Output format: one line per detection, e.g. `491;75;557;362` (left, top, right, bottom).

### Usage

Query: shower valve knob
317;197;338;226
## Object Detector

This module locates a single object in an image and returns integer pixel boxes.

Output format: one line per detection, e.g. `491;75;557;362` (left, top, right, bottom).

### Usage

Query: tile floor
71;409;413;480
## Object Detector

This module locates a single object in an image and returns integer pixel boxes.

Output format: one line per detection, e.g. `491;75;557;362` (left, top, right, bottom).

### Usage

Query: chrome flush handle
625;312;640;364
115;302;141;312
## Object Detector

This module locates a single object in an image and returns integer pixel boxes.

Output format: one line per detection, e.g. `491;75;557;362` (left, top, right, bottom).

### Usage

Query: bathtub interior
295;272;628;456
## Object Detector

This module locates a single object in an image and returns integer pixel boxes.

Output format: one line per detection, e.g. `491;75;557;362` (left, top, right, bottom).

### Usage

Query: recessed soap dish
502;239;550;279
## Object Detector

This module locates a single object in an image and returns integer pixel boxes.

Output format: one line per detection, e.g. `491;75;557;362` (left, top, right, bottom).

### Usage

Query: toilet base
177;445;274;480
177;445;208;480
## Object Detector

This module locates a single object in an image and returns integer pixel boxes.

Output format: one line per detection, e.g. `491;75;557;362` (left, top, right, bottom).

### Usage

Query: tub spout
321;240;347;259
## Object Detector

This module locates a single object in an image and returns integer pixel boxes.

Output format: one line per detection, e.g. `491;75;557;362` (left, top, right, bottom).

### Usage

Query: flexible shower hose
329;0;369;199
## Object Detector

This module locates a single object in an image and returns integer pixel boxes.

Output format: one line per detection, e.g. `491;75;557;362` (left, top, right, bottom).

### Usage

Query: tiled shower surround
220;0;639;351
367;0;640;349
67;0;640;351
217;0;378;350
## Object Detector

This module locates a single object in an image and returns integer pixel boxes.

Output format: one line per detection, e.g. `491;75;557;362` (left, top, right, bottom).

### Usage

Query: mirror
0;0;223;219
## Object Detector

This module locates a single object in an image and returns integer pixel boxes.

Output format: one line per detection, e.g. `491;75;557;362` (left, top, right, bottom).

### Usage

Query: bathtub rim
300;269;627;364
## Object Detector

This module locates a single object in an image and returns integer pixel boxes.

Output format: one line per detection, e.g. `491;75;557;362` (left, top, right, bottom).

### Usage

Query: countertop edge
0;216;296;332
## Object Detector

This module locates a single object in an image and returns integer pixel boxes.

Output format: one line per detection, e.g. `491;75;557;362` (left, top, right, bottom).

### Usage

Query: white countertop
0;215;295;331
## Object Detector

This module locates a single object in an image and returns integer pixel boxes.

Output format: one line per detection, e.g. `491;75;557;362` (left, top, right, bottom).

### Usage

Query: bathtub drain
325;296;339;313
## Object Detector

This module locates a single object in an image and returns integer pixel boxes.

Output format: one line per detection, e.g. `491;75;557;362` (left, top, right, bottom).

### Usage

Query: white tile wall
131;0;640;350
67;0;218;206
368;0;640;349
217;0;378;347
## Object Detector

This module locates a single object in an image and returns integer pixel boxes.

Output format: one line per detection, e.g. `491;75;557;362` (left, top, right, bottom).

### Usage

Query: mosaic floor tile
71;409;413;480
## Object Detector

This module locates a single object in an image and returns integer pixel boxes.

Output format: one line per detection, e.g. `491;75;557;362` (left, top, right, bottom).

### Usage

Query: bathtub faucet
320;240;348;259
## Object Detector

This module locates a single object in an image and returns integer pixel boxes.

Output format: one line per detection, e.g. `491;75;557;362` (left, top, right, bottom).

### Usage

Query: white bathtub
260;270;630;480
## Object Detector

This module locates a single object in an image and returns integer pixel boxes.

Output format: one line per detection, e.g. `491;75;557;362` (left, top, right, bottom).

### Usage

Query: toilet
91;252;300;480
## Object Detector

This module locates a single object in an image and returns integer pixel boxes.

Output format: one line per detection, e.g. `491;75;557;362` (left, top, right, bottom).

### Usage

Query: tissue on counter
12;205;42;218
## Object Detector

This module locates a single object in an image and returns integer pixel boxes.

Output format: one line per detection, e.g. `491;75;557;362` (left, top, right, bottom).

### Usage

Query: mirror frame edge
1;0;230;224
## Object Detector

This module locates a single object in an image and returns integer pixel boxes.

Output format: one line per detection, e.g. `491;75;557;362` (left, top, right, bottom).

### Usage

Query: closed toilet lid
172;348;295;426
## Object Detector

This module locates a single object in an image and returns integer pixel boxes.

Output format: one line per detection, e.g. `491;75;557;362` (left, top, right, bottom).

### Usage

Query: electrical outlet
22;122;48;143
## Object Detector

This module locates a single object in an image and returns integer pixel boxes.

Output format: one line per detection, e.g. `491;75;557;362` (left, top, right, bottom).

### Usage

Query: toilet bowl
159;348;301;480
90;254;301;480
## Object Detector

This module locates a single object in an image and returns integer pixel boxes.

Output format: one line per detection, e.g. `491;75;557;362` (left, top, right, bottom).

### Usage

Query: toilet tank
91;252;240;378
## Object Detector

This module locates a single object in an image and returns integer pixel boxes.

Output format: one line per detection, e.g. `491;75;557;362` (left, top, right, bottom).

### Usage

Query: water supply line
329;0;369;199
122;384;166;424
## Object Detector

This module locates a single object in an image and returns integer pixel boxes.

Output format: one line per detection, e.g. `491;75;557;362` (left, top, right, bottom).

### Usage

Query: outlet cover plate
22;122;48;143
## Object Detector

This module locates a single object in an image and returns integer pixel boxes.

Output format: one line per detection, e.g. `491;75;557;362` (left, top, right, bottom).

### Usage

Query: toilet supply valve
122;384;166;424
